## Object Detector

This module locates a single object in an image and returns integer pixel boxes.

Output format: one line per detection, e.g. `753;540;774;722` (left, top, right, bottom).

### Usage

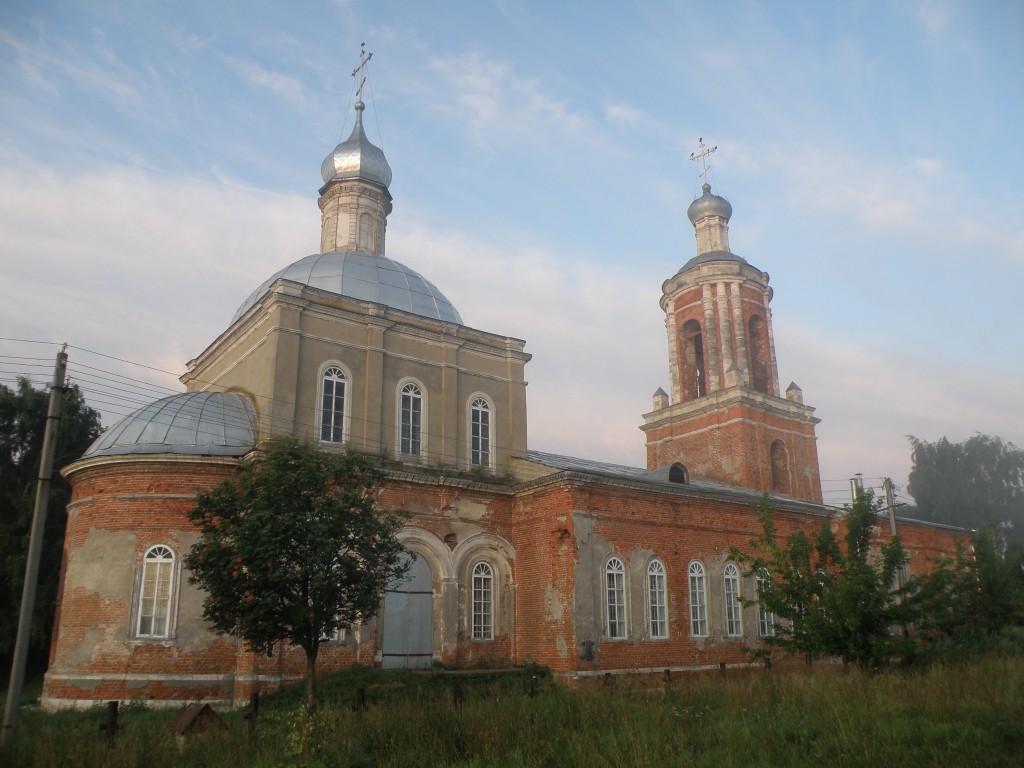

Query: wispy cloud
223;55;308;111
426;50;591;148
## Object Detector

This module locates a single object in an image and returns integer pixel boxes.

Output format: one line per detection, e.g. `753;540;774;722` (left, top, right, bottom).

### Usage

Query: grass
4;657;1022;767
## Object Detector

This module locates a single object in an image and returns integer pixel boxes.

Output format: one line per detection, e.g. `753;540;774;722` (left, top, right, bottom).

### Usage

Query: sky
2;0;1022;507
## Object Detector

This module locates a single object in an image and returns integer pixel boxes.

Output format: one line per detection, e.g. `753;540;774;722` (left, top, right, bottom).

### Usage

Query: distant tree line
903;434;1024;557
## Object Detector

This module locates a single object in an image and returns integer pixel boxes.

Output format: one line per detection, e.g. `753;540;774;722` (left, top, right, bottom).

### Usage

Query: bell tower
640;143;822;502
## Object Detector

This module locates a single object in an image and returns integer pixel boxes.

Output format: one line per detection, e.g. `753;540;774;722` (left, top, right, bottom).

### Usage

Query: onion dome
320;101;392;189
231;251;463;325
686;182;733;226
84;391;256;458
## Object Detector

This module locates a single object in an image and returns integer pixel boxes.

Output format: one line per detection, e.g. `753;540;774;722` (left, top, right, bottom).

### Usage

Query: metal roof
84;391;257;458
231;250;464;325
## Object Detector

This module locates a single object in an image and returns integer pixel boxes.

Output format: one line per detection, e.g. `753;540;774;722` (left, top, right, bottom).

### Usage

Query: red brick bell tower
640;155;822;502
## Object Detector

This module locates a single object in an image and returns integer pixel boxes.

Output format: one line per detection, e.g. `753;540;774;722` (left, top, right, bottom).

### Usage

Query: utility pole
883;476;904;590
2;345;67;748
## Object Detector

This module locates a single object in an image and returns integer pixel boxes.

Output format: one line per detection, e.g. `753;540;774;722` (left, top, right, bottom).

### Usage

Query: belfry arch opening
679;319;707;401
749;315;769;394
770;440;791;495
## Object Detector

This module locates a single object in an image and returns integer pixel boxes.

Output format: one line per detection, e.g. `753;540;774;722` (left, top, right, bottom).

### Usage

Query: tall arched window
770;440;791;494
471;561;493;640
647;559;668;639
605;557;627;640
137;545;176;638
757;572;774;637
320;366;347;443
469;396;491;467
358;212;374;250
399;381;423;456
680;319;707;401
724;563;743;637
688;561;708;637
748;315;769;394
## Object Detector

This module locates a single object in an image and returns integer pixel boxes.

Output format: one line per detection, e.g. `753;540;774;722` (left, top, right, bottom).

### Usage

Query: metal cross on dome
689;138;717;181
352;43;373;102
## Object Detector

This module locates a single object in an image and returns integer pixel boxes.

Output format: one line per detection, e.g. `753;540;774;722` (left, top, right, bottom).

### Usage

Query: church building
42;66;961;709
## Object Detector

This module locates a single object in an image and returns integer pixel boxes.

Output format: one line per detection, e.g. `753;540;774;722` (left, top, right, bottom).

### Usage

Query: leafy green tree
907;434;1024;554
0;377;102;680
184;437;408;708
917;526;1024;644
734;492;917;669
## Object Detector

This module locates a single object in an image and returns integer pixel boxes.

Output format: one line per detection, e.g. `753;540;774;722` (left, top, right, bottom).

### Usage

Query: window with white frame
605;557;627;640
399;381;423;456
469;396;491;467
137;545;176;638
688;560;708;637
724;563;743;637
471;561;493;640
320;366;347;443
757;572;775;637
647;559;668;639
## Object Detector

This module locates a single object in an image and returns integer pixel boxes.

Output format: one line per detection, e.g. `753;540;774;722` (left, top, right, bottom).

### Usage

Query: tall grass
6;657;1022;767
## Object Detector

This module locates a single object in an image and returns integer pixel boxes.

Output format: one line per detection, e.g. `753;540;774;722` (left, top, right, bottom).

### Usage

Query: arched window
605;557;627;640
770;440;791;494
471;561;493;640
647;559;668;639
320;366;347;443
137;545;176;638
748;315;769;394
688;561;708;637
668;462;689;484
724;563;743;637
757;572;774;637
680;319;707;401
469;396;491;468
358;212;374;250
399;381;423;456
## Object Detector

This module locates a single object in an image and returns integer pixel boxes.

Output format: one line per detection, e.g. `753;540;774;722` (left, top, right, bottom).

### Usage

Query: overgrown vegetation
4;658;1023;766
734;491;1024;670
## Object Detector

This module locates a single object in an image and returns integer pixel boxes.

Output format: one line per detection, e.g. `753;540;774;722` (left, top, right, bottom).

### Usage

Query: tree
0;377;102;680
184;437;408;708
734;492;917;670
907;434;1024;554
917;526;1024;644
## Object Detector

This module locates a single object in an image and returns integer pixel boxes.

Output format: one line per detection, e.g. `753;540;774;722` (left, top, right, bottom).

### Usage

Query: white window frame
647;559;668;640
396;378;426;458
136;545;178;639
467;394;494;469
688;560;708;637
724;563;743;637
319;362;350;444
471;561;494;640
757;573;775;637
605;557;627;640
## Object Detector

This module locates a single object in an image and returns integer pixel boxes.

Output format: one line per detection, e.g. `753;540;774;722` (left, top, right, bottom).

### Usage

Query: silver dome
231;250;464;325
687;182;733;225
84;391;257;458
680;249;748;271
320;102;392;189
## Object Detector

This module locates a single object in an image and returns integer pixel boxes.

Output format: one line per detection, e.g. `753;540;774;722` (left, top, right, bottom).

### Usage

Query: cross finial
352;43;373;104
689;137;717;181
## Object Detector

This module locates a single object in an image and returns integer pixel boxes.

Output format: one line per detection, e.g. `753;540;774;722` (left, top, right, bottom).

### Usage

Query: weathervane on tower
689;137;717;181
352;43;373;104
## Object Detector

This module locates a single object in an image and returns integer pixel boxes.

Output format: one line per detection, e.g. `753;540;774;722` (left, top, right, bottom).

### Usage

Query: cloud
223;55;309;111
426;50;591;148
916;0;955;34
